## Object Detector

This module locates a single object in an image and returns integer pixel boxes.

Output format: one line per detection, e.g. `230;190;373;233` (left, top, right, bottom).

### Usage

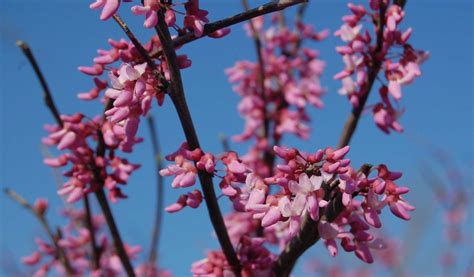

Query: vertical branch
93;123;136;277
4;189;75;275
154;11;241;272
146;115;164;266
93;187;135;276
83;195;101;270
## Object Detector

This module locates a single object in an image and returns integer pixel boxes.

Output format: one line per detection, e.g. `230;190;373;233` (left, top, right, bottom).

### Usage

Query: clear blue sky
1;0;472;276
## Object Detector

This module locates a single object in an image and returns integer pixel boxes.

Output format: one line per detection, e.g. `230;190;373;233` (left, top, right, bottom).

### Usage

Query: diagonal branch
154;11;242;272
16;41;62;127
150;0;307;58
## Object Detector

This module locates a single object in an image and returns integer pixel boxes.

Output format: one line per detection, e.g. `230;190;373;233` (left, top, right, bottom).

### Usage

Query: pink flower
90;0;120;21
165;190;203;213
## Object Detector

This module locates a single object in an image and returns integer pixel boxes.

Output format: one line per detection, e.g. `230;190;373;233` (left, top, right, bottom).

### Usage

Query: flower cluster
226;16;328;146
244;145;413;263
191;237;275;276
42;113;140;203
90;0;230;38
334;1;428;133
21;207;156;277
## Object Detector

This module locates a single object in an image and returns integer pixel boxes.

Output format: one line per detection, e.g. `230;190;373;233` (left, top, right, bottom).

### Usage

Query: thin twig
219;134;231;152
150;0;307;58
273;2;393;275
146;115;164;267
154;11;242;272
16;41;63;127
4;188;75;275
84;195;101;270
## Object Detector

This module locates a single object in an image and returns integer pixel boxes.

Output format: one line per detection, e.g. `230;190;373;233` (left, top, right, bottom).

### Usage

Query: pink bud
33;199;48;216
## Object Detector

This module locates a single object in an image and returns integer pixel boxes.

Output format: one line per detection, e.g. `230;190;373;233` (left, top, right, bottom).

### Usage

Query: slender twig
154;11;242;272
16;41;63;127
4;188;75;275
273;3;393;275
150;0;307;58
84;195;101;270
219;134;231;152
146;115;164;267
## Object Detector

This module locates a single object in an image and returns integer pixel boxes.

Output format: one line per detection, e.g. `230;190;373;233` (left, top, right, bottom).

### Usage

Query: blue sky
1;0;472;276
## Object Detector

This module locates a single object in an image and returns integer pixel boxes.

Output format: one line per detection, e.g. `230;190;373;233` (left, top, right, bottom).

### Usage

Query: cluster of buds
334;1;428;133
191;237;275;276
21;208;146;276
90;0;229;38
226;15;328;145
249;145;413;264
42;113;140;203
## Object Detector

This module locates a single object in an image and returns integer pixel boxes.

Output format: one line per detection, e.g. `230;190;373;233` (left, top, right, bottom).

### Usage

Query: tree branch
16;41;62;127
146;115;165;267
150;0;307;58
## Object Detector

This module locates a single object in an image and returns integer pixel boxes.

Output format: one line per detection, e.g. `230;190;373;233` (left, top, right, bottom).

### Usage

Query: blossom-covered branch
4;189;75;274
17;40;136;276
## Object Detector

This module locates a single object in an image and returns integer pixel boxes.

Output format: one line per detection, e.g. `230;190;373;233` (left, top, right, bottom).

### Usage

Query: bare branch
146;115;165;267
16;41;62;127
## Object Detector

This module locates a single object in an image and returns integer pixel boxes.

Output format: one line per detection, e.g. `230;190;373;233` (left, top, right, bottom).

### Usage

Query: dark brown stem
150;0;307;58
146;115;164;267
93;122;135;276
4;188;75;275
94;188;135;276
273;2;393;275
154;11;242;272
83;195;101;270
16;41;62;127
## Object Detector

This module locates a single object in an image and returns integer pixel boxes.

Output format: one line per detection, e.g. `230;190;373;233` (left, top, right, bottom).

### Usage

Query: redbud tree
4;0;434;276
